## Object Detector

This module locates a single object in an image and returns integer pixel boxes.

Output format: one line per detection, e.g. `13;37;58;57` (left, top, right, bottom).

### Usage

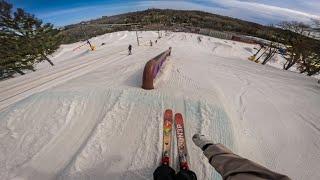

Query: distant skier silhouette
128;44;132;55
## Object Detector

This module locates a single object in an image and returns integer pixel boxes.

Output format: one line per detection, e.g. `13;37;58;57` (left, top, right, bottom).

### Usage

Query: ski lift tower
133;24;142;46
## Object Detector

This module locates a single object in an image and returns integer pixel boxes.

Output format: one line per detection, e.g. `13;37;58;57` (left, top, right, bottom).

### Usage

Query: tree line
252;20;320;76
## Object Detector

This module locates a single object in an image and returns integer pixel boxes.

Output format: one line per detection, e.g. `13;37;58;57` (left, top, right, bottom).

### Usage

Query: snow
0;31;320;180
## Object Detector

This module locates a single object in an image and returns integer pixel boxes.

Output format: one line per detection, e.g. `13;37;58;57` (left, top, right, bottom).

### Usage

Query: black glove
175;169;197;180
153;165;176;180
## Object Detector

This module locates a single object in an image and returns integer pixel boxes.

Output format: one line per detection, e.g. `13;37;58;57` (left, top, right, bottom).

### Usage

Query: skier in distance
128;44;132;55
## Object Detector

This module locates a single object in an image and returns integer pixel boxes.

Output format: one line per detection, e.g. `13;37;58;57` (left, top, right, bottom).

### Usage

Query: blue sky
8;0;320;26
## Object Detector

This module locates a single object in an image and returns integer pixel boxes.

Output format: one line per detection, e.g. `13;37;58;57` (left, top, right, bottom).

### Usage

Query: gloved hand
192;134;214;151
175;169;197;180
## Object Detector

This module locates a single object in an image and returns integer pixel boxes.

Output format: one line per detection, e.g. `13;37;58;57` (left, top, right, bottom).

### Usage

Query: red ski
174;113;190;170
161;109;173;165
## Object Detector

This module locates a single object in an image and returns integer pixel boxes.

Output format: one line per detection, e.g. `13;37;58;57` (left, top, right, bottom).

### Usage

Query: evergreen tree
0;0;61;79
32;23;62;66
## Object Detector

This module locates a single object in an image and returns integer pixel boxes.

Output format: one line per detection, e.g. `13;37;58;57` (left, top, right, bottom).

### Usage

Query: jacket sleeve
203;143;291;180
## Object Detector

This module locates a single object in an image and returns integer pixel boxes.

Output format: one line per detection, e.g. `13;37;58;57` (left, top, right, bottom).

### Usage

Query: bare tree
253;44;264;57
278;21;311;70
255;46;269;62
282;42;302;70
310;19;320;39
312;19;320;28
255;26;281;65
261;42;278;65
278;21;310;35
297;42;320;76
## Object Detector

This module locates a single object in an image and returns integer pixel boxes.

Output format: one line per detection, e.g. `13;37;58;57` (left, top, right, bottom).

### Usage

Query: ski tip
175;113;183;119
164;109;173;116
174;113;184;125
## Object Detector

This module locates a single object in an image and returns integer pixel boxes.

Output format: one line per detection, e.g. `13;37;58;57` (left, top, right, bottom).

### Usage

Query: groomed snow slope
0;31;319;180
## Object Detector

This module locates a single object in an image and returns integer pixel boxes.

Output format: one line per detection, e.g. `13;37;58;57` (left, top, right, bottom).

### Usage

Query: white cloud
207;0;320;20
136;0;320;24
38;0;320;26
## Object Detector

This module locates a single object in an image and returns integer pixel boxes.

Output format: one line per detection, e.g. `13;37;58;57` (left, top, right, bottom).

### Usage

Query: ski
161;109;173;166
174;113;190;170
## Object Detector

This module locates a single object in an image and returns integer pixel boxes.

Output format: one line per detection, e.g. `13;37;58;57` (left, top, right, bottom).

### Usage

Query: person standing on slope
128;44;132;55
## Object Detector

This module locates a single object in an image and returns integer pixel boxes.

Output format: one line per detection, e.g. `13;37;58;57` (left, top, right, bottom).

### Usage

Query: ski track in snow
0;31;319;180
119;33;127;40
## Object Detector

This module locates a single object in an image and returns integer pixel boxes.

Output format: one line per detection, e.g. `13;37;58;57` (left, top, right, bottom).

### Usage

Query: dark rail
142;47;172;90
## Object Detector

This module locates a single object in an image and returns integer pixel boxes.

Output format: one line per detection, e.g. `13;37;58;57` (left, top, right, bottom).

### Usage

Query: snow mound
0;31;319;180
